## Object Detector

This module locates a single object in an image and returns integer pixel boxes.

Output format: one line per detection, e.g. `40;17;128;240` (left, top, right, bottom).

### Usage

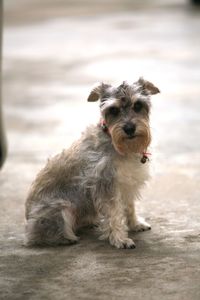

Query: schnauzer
25;78;160;249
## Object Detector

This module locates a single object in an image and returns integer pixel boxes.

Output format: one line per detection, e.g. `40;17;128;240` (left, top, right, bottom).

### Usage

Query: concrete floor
1;0;200;299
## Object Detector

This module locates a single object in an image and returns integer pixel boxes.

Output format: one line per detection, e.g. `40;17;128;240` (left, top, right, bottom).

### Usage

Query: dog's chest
115;155;150;189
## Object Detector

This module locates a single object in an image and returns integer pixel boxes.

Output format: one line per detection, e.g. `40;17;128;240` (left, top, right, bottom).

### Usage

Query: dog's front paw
130;217;151;232
122;238;136;249
110;237;136;249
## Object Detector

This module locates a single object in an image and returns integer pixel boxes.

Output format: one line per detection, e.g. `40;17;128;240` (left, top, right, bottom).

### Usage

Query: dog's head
87;78;160;155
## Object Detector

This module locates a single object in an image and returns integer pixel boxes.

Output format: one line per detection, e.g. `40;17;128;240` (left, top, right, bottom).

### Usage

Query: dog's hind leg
61;208;79;241
25;204;79;247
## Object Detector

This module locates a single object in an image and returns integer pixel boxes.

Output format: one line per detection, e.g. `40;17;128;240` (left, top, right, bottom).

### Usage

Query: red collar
100;119;110;134
141;152;151;164
100;119;151;163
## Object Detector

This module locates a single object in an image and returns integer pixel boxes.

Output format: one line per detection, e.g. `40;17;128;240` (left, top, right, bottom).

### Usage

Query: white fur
97;154;150;248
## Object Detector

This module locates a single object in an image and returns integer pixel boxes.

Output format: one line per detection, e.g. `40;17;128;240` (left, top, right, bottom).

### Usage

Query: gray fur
25;79;160;248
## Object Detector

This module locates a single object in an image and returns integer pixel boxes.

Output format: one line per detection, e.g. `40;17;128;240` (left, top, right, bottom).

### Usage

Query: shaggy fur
25;78;160;249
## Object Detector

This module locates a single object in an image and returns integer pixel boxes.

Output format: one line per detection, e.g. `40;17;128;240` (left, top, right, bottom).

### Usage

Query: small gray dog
25;78;160;249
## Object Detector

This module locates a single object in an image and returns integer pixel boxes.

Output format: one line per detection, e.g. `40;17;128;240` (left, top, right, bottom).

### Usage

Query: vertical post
0;0;7;169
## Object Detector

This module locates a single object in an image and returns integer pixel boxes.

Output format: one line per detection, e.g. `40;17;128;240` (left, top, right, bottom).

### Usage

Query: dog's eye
109;106;120;117
133;101;143;113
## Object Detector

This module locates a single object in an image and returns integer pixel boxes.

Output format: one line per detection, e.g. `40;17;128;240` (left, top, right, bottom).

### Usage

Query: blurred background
3;0;200;164
1;0;200;299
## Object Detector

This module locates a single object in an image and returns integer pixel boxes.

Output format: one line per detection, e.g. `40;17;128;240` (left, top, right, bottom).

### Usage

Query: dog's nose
123;123;136;138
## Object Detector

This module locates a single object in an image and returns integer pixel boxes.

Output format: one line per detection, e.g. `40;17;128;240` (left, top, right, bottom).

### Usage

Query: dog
25;78;160;249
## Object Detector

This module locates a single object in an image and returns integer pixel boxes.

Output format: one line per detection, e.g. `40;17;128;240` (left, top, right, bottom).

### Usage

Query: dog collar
100;119;151;163
141;152;151;164
100;119;109;134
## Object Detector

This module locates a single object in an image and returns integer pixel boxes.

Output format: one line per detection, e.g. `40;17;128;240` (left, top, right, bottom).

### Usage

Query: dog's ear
137;77;160;95
87;85;102;102
87;83;111;102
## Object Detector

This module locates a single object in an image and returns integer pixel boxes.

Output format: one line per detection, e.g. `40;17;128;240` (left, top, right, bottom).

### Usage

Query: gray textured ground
1;0;200;299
